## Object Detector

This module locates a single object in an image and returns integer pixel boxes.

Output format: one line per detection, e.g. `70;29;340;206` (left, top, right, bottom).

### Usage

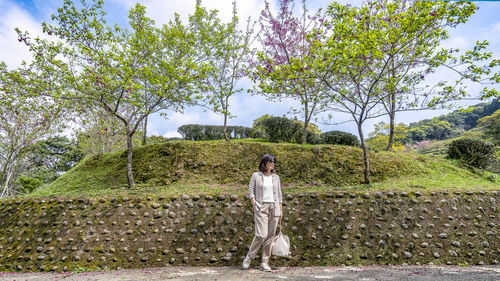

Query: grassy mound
30;140;499;198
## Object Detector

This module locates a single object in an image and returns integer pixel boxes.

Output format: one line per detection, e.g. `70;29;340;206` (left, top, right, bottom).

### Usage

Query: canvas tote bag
271;218;291;257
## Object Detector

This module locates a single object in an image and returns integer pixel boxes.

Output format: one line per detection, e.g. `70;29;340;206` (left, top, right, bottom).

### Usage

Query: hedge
178;125;254;141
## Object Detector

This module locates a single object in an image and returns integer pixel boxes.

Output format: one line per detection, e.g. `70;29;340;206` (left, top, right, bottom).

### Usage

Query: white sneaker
261;262;272;272
242;255;251;270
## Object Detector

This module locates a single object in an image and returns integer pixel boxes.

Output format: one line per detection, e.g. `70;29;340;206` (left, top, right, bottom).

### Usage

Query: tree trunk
0;157;8;184
302;120;309;144
302;104;309;144
386;56;396;151
142;114;148;146
357;122;370;184
223;112;230;142
126;130;136;189
1;166;13;198
386;99;396;151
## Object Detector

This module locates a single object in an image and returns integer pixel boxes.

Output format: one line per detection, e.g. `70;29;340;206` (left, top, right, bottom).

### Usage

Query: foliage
252;0;329;144
291;117;322;136
476;109;500;145
254;116;321;144
75;108;143;155
321;131;360;147
367;122;408;151
250;114;273;139
0;63;67;197
305;131;322;145
15;175;42;194
249;114;323;139
407;119;454;142
407;98;500;143
368;0;500;150
146;135;181;145
177;124;254;141
407;127;428;143
447;137;496;169
440;98;500;130
426;119;454;140
194;1;255;141
22;136;83;185
19;0;205;188
311;0;408;183
255;116;298;143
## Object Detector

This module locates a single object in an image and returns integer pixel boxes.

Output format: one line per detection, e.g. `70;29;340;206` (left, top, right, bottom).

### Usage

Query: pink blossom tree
252;0;329;144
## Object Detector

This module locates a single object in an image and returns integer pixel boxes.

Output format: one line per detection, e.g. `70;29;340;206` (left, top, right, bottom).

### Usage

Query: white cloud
163;130;182;138
441;36;469;51
494;21;500;32
0;0;44;68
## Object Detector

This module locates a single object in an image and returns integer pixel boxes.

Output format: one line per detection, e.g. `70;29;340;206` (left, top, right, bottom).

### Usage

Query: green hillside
409;98;500;133
28;140;499;198
414;117;499;173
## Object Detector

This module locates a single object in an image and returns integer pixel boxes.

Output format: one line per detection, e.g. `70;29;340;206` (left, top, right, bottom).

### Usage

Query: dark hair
259;154;276;173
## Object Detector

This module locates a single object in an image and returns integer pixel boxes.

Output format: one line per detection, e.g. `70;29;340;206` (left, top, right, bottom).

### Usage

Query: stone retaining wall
0;190;498;272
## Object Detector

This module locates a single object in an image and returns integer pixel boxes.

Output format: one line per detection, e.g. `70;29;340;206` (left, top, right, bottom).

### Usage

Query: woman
242;154;283;271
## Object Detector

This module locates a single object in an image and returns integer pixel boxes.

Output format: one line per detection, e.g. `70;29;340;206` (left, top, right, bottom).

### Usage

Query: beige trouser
246;202;279;263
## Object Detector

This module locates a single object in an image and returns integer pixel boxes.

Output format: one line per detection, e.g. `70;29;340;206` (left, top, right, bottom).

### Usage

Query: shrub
178;124;205;140
447;137;496;169
147;135;181;144
255;116;321;144
177;125;254;141
250;114;272;139
15;175;43;193
256;117;302;143
303;130;322;145
321;130;360;147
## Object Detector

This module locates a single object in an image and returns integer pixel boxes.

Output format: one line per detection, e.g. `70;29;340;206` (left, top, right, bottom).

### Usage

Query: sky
1;0;499;138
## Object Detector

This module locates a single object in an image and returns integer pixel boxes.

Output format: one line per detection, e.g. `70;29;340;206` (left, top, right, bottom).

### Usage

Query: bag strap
279;216;282;233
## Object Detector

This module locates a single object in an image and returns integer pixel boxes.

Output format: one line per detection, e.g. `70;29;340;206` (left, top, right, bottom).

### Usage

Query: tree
251;114;273;138
0;64;66;197
75;108;142;155
252;0;329;144
195;1;255;141
407;127;427;142
366;121;408;151
311;1;395;183
424;119;452;140
19;0;202;188
22;136;82;184
358;0;500;151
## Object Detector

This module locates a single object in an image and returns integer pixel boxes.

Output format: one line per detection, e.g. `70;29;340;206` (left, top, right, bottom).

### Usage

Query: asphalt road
1;265;499;281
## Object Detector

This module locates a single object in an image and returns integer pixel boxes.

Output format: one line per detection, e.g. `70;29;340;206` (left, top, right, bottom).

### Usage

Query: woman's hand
251;197;256;209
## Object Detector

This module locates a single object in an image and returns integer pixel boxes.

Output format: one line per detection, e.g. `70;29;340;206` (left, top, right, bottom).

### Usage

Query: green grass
365;158;499;191
417;128;485;156
20;140;498;199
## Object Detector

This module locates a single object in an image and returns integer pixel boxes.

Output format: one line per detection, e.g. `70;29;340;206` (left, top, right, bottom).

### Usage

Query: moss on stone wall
0;190;498;272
